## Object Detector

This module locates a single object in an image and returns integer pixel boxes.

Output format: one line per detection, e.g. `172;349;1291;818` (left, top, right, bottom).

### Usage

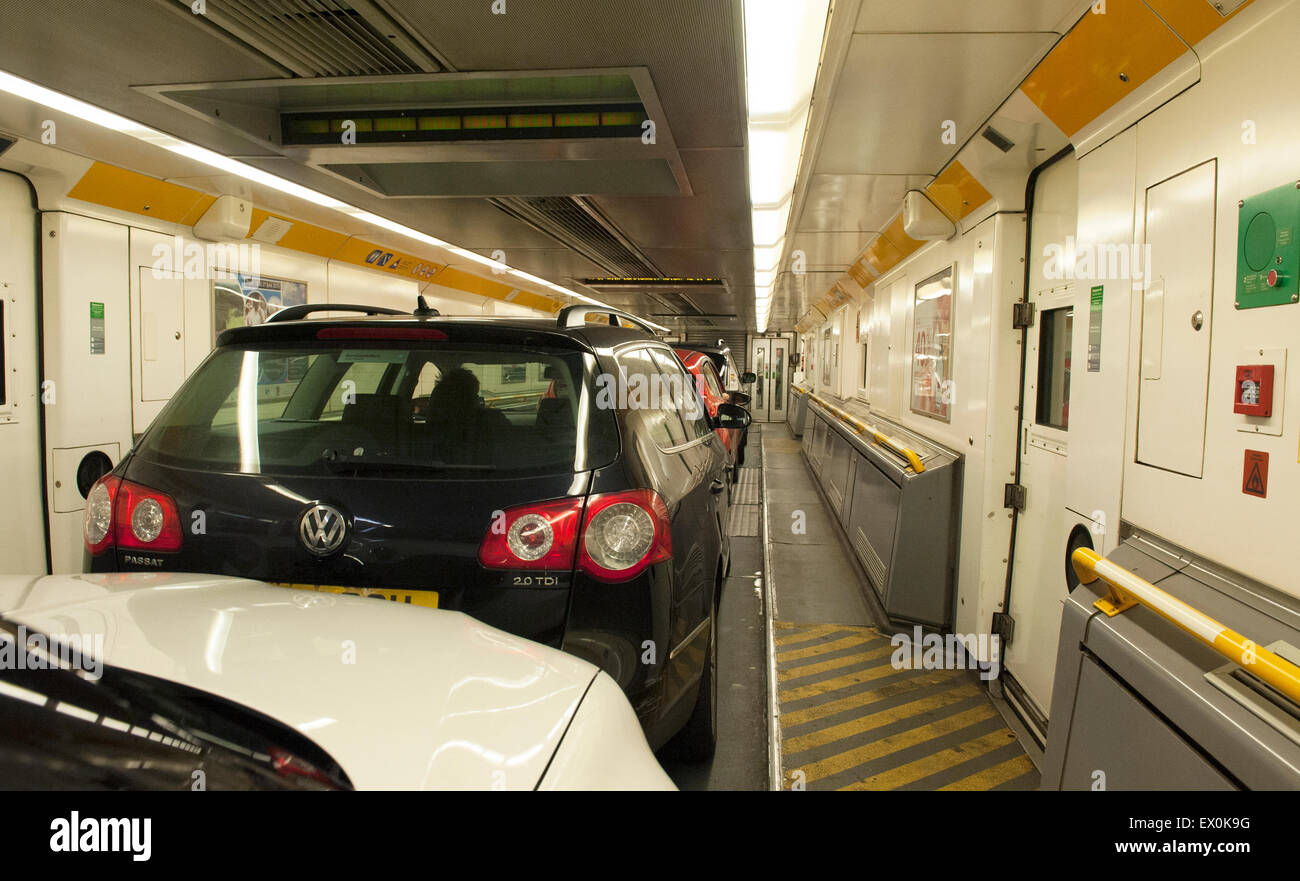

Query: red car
675;348;750;473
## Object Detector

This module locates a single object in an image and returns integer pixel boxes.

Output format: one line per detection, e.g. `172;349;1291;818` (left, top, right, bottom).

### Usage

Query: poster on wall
212;272;308;345
910;265;954;422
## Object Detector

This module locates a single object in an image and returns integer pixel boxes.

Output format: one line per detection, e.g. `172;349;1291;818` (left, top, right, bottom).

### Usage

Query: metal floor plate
728;503;760;537
734;468;760;505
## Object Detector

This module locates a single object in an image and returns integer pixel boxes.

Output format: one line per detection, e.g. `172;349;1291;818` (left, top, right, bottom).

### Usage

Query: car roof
215;306;664;350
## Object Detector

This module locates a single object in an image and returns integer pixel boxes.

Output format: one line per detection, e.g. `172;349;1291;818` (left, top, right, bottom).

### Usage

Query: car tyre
669;602;719;762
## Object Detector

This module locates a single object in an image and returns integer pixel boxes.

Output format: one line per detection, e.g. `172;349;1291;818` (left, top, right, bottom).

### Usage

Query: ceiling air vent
171;0;442;76
981;125;1016;153
491;196;663;278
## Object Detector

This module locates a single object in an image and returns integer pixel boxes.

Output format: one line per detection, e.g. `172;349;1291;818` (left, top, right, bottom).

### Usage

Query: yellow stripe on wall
926;160;993;221
67;162;211;225
246;208;350;258
1145;0;1256;47
1020;0;1188;137
863;230;903;276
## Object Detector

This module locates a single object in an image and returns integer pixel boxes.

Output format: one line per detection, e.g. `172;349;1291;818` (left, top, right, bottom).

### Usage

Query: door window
1035;306;1073;430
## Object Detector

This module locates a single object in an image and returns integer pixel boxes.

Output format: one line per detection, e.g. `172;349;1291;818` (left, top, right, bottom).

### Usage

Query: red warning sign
1242;450;1269;498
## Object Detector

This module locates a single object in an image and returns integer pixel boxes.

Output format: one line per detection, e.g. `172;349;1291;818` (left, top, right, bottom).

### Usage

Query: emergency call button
1233;364;1274;417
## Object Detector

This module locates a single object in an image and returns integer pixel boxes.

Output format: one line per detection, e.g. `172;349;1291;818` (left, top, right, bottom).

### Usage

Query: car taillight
577;490;672;583
477;490;672;582
478;497;584;570
83;475;120;556
83;475;183;555
115;480;184;551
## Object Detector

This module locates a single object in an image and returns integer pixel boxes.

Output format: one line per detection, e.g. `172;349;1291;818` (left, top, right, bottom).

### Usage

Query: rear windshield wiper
321;449;496;473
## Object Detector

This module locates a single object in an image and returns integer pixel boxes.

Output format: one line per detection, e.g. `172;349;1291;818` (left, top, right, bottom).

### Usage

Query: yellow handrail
1072;548;1300;705
805;391;925;473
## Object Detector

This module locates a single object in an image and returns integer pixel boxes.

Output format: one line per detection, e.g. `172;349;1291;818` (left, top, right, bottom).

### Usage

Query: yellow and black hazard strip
773;622;1039;791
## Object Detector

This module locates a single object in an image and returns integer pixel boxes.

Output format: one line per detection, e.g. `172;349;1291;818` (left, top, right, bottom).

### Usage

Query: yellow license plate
270;582;439;609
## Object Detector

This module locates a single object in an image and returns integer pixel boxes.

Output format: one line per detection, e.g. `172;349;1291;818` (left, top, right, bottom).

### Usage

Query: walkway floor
763;425;1040;791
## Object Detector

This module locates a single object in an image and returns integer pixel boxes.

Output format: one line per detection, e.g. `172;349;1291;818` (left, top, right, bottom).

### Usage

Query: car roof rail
266;303;407;323
556;305;663;335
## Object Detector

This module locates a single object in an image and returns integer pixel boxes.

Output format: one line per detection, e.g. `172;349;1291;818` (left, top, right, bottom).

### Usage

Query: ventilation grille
855;527;888;590
683;330;748;370
178;0;438;77
491;196;661;278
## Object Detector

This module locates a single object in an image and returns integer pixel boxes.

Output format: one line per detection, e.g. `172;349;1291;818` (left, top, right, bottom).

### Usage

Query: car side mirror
714;402;752;430
740;371;757;384
727;391;751;407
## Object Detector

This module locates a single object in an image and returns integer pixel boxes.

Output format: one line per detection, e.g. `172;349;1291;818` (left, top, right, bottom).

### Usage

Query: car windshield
136;342;618;477
0;618;348;790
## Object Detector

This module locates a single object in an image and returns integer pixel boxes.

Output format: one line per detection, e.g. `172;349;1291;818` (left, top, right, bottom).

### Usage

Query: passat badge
299;504;348;556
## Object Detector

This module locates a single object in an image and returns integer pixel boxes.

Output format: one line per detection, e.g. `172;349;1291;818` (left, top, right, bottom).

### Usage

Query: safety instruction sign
1242;450;1269;498
89;301;105;354
1088;285;1103;372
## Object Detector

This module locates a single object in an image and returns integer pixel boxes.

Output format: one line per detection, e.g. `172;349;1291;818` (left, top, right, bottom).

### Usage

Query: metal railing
1072;548;1300;705
801;388;925;473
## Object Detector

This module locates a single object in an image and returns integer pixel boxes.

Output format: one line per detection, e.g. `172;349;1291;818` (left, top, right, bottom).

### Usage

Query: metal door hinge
992;612;1015;646
1003;483;1026;511
1012;301;1035;329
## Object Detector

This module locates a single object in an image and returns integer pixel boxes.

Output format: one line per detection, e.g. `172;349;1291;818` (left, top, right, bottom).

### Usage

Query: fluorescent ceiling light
744;0;830;122
0;69;634;320
743;0;829;325
752;200;793;247
747;118;809;206
753;239;785;273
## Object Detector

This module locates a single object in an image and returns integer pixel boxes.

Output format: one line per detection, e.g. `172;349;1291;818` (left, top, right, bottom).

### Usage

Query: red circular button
1267;269;1281;287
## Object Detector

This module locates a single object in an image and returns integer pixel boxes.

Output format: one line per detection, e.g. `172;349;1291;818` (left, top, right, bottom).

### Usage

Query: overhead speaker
193;194;252;242
903;190;956;240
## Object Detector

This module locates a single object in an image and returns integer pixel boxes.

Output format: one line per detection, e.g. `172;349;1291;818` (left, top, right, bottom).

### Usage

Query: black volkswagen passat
84;303;750;759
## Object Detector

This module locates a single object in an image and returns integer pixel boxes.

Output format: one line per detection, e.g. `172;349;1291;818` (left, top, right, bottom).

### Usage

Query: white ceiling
814;32;1059;175
769;0;1092;329
853;0;1086;34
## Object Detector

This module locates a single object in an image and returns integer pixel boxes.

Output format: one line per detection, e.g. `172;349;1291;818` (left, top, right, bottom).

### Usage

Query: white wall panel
42;212;132;574
0;172;46;573
1066;127;1137;554
1117;0;1300;593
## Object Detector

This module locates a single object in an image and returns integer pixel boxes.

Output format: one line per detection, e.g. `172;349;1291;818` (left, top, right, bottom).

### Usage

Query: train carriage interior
0;0;1296;829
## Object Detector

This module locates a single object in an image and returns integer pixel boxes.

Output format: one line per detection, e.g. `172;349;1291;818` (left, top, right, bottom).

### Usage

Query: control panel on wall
1236;181;1300;310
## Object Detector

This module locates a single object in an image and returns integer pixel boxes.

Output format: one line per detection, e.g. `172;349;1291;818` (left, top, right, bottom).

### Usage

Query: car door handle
710;479;725;494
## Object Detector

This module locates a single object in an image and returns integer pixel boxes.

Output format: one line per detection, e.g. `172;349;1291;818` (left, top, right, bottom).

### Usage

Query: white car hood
0;573;600;790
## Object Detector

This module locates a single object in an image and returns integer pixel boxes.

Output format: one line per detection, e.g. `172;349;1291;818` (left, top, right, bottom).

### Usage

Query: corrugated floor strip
774;622;1039;791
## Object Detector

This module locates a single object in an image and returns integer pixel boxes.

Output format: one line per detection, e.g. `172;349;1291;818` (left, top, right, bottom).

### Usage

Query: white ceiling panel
799;172;932;232
790;231;873;270
814;32;1058;175
854;0;1084;34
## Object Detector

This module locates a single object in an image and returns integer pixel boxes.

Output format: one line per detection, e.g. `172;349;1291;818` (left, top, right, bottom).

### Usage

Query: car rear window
136;342;618;478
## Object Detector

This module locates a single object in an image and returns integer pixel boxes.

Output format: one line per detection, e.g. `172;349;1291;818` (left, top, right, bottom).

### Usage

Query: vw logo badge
299;504;348;556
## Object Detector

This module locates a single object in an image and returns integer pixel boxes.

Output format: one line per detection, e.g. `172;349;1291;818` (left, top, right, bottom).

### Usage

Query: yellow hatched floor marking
778;642;896;682
938;754;1037;791
791;704;997;784
782;682;981;755
774;623;846;646
779;668;967;728
779;657;924;702
775;634;875;663
839;726;1020;790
